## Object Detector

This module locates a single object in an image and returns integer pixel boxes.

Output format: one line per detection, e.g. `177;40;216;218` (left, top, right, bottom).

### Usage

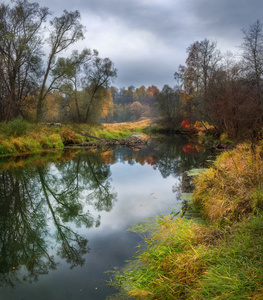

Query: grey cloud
16;0;263;88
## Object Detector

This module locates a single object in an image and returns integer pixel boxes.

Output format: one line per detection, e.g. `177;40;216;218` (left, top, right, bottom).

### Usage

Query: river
0;135;211;300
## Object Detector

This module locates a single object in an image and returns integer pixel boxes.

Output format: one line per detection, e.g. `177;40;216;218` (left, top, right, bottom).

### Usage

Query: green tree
157;85;182;128
0;0;49;121
82;57;117;122
36;10;85;121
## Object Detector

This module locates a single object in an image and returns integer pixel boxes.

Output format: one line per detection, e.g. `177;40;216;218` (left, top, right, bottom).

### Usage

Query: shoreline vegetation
109;142;263;300
0;119;157;157
0;118;222;157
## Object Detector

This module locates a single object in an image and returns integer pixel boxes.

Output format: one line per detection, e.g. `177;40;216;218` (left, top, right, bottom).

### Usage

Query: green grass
194;215;263;300
0;119;155;156
110;215;263;300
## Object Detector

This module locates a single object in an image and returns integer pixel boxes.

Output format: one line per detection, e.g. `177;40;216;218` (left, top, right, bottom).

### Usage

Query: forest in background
1;0;263;142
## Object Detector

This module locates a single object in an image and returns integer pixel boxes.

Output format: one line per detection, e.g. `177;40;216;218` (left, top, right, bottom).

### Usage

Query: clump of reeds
191;214;263;299
110;216;221;299
193;143;263;224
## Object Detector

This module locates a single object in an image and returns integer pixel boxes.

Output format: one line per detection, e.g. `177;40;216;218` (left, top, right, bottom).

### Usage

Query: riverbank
0;118;222;157
109;142;263;299
0;119;154;156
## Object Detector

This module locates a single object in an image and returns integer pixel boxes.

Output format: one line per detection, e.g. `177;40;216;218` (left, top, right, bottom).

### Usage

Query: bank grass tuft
192;214;263;300
110;217;219;299
60;126;84;145
193;143;263;224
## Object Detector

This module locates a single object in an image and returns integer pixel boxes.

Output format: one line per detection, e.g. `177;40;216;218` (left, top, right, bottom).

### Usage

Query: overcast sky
30;0;263;89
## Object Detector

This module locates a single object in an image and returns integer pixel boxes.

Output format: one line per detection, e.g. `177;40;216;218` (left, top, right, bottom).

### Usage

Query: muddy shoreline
64;135;148;150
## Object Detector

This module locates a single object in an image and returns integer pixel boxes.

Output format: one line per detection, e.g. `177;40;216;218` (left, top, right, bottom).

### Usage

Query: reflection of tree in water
0;139;209;288
0;151;116;287
110;135;210;179
149;136;211;195
0;169;57;287
108;135;211;195
150;136;209;178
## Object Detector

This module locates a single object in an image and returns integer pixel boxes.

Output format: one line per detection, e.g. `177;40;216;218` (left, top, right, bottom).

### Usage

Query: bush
60;127;83;145
0;140;16;155
49;134;64;148
7;118;29;136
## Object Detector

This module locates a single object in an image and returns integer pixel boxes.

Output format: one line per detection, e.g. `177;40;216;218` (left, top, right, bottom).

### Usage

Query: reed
193;143;263;224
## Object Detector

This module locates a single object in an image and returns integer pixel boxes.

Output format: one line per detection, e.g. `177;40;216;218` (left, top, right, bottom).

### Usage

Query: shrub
60;127;82;145
22;137;41;152
11;137;26;152
8;118;29;136
0;140;16;155
49;134;64;148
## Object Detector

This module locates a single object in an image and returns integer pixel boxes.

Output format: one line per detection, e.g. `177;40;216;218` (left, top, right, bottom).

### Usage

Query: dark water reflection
0;136;211;299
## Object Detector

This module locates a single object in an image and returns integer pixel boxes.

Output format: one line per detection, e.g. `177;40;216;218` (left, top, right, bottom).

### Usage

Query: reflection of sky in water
0;149;189;300
99;161;181;232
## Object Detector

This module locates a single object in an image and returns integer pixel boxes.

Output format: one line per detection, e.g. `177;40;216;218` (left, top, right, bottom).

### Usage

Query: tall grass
193;215;263;300
193;143;263;224
0;119;154;156
109;142;263;300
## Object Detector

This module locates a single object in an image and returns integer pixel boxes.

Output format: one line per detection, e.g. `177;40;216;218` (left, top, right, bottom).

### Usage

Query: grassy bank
109;142;263;299
0;119;154;156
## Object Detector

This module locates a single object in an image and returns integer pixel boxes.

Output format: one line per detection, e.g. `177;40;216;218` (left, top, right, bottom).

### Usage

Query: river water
0;136;211;300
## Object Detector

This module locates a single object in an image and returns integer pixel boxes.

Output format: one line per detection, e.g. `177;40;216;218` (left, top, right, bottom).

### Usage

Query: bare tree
36;10;85;121
207;64;261;140
175;38;221;120
82;57;117;123
241;20;263;116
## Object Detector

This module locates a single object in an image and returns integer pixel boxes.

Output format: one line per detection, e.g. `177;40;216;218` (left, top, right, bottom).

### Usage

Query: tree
207;64;261;140
175;39;221;120
145;85;160;106
110;86;119;103
241;19;263;117
36;10;85;121
55;48;98;122
129;101;144;120
134;85;146;102
0;0;49;121
82;57;117;122
157;85;182;128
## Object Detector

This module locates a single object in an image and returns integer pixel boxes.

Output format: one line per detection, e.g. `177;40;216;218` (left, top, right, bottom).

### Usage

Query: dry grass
103;119;153;132
193;143;263;224
111;217;219;300
0;119;155;156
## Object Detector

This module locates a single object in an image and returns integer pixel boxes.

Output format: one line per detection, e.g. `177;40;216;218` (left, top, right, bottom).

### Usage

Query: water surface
0;136;210;299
